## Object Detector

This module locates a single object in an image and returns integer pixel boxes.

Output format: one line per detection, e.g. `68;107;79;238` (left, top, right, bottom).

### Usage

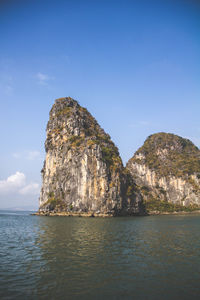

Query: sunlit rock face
39;97;144;216
126;132;200;210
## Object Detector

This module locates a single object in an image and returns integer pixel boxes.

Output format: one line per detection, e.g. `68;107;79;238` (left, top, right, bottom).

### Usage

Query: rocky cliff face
39;97;143;216
126;133;200;212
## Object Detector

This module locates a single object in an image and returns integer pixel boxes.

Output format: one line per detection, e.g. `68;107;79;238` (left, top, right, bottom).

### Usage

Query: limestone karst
39;98;200;216
126;132;200;212
39;97;143;216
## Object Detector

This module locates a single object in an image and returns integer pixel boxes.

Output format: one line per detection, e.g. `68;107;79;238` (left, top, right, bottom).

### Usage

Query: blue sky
0;0;199;209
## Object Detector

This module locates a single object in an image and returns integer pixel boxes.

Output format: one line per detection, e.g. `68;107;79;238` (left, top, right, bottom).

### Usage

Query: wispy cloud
12;150;41;160
129;121;150;128
36;72;54;85
62;55;70;64
138;121;149;126
26;151;41;160
4;84;13;95
12;152;21;159
0;74;13;96
19;183;40;195
0;172;40;196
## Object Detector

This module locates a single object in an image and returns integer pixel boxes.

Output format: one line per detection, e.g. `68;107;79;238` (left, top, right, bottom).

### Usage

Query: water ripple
0;212;200;299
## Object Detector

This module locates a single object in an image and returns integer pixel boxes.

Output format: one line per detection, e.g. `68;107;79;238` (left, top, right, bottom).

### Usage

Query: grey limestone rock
39;97;144;216
126;132;200;211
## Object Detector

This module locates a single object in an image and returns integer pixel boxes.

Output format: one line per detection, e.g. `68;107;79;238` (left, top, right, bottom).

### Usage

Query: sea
0;210;200;300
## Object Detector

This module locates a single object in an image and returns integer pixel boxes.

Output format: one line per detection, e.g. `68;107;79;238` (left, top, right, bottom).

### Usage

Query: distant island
36;97;200;216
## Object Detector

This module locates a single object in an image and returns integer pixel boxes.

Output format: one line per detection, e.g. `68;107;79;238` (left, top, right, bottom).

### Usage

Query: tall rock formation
126;132;200;212
39;97;143;216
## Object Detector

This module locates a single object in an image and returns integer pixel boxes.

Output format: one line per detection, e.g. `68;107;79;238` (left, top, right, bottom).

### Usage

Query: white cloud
19;183;40;195
36;72;54;85
7;172;26;186
0;172;40;196
0;172;25;193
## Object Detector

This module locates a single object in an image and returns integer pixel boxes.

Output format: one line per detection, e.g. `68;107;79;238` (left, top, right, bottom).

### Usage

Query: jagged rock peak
126;132;200;212
48;97;109;137
50;97;80;117
55;96;79;106
45;97;120;162
39;97;144;216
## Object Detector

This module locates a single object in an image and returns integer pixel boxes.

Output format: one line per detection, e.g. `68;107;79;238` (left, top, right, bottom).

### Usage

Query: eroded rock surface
39;97;144;216
126;132;200;212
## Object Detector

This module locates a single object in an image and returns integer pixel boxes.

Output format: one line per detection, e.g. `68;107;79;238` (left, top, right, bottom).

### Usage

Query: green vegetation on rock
101;145;121;168
55;107;72;118
68;136;84;148
132;132;200;178
47;97;122;170
144;198;199;213
46;192;57;210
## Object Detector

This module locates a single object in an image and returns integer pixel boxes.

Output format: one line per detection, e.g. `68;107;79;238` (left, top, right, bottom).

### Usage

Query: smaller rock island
127;132;200;213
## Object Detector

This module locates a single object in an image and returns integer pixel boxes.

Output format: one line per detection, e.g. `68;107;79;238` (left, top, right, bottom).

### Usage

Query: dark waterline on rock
0;211;200;300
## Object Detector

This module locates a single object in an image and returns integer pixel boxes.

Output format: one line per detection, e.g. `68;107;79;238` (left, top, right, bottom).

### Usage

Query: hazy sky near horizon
0;0;199;209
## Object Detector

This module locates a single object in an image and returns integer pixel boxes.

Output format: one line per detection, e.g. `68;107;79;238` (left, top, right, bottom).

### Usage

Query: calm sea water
0;211;200;300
